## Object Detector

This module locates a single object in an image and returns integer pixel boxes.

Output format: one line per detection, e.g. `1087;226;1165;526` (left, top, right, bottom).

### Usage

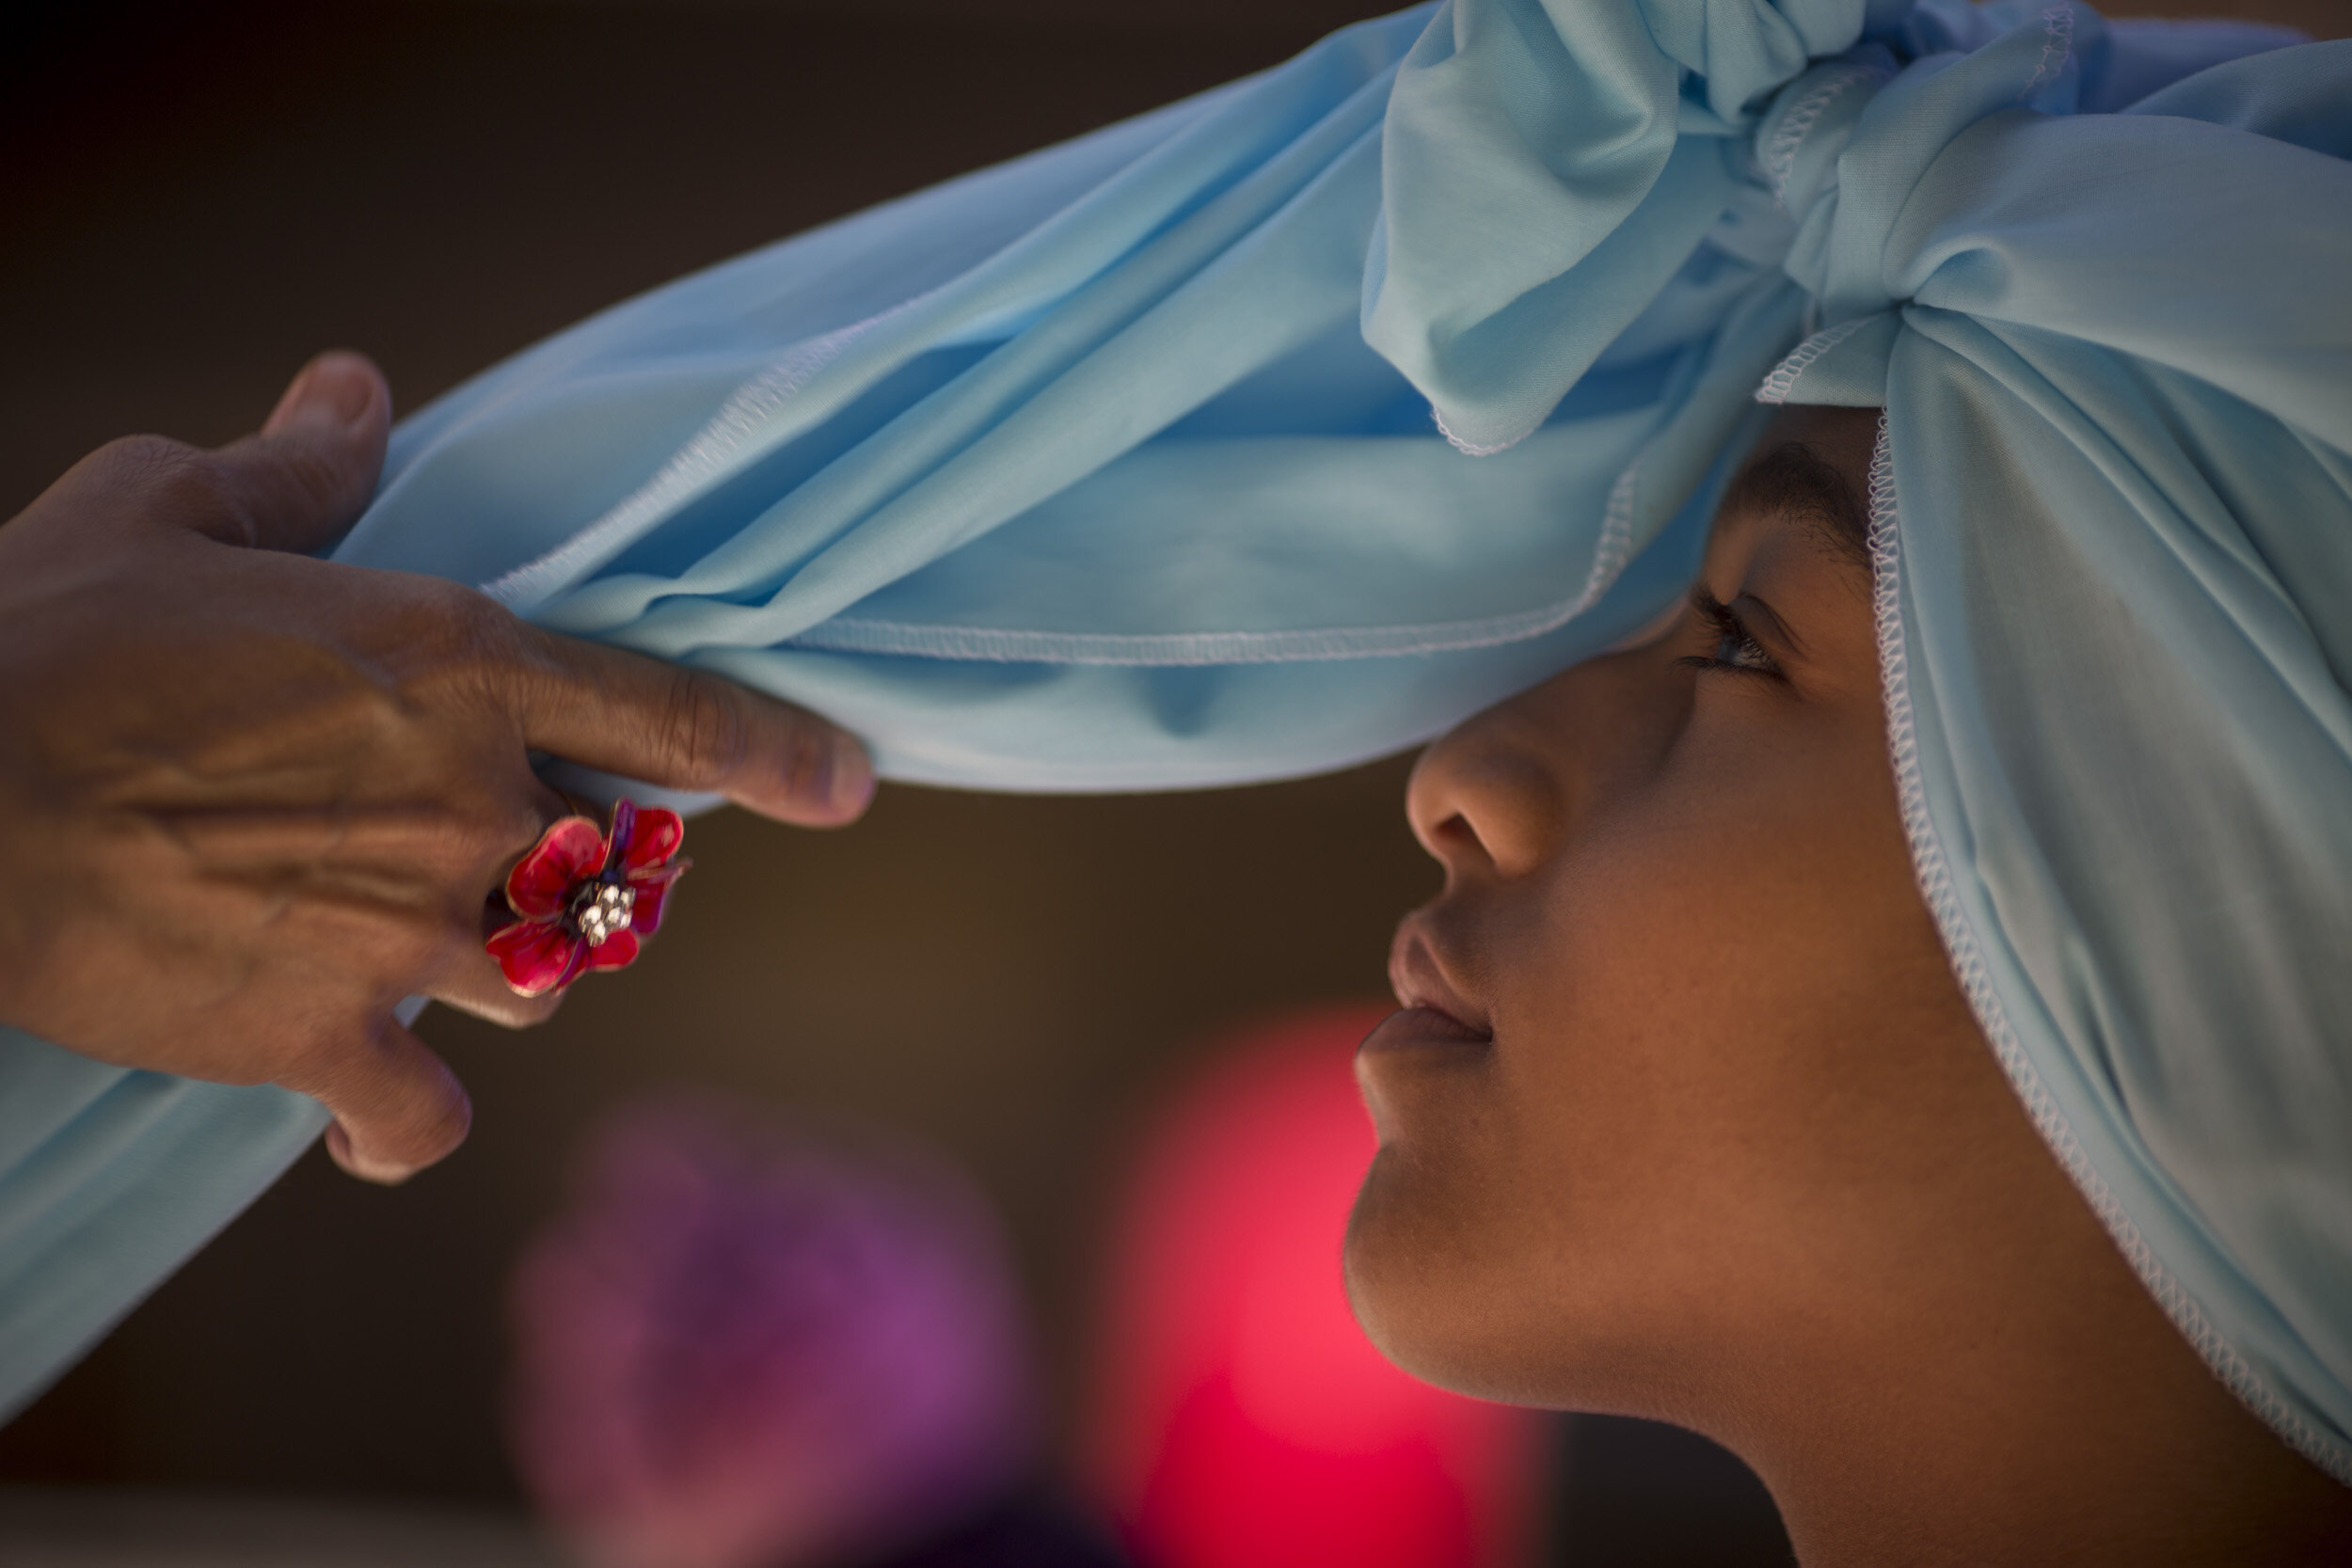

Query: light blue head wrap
5;1;2345;1482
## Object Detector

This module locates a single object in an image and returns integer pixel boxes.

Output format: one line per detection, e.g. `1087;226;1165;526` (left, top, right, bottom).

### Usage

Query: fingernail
827;736;877;819
264;352;376;436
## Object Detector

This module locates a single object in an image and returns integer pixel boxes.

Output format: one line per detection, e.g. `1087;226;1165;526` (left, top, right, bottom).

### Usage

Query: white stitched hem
1432;403;1525;458
2025;3;2076;97
789;456;1644;666
479;295;926;612
1760;62;1882;208
1755;315;1871;404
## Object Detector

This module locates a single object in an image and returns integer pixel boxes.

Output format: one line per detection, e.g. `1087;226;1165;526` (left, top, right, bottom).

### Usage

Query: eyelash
1676;591;1784;679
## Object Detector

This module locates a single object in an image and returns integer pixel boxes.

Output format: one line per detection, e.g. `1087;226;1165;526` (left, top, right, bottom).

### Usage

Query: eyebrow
1720;439;1870;571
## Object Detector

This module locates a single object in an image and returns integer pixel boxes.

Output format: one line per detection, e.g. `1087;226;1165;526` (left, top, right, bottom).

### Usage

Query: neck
1695;1186;2352;1565
1734;1330;2347;1565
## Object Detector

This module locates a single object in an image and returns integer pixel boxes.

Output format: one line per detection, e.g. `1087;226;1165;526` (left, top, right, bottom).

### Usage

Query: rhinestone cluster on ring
570;881;637;947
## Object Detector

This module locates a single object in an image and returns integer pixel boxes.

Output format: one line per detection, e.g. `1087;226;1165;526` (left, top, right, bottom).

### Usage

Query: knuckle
355;1027;471;1169
270;442;355;518
402;574;502;644
485;795;549;863
88;432;191;483
91;439;245;533
441;803;537;906
379;935;449;1001
87;430;195;483
658;669;747;784
436;586;519;666
382;579;525;705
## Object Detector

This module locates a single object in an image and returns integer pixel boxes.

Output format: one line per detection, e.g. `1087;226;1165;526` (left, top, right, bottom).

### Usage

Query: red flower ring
487;799;691;998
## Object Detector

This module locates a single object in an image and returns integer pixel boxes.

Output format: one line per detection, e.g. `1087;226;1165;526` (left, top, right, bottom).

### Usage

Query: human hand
0;353;874;1183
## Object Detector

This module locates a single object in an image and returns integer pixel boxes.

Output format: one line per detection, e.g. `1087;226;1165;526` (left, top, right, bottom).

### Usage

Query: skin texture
0;353;873;1183
1348;406;2352;1564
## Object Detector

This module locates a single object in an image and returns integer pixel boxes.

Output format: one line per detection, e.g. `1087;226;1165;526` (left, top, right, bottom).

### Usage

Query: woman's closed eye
1677;590;1785;679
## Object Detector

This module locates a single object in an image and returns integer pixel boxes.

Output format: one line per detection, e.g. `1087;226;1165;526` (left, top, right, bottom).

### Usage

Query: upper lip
1387;914;1493;1040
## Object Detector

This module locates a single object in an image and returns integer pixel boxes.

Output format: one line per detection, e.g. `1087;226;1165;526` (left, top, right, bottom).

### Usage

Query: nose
1405;647;1691;884
1405;693;1572;883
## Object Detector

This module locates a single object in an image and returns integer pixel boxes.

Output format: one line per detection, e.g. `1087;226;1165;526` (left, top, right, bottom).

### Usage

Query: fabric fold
1363;0;1869;453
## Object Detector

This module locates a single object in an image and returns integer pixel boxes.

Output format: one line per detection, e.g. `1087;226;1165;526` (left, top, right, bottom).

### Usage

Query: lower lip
1359;1006;1493;1053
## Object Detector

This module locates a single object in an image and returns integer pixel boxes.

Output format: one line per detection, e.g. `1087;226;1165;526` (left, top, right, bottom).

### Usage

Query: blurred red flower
1085;1005;1548;1568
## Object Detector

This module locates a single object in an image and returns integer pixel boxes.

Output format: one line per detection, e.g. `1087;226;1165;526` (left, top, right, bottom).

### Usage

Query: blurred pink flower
506;1096;1036;1568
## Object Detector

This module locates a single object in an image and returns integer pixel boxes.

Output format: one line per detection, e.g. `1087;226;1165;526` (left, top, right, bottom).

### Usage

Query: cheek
1526;751;1926;1221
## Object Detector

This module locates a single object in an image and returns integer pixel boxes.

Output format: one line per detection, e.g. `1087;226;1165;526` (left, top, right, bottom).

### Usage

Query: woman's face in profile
1345;406;2023;1414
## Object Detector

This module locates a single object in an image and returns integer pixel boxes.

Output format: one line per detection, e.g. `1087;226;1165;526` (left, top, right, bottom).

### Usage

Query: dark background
4;0;2330;1560
0;2;1434;1499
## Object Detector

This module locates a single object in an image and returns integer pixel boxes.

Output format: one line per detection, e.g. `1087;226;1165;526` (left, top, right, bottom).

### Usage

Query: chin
1341;1147;1575;1409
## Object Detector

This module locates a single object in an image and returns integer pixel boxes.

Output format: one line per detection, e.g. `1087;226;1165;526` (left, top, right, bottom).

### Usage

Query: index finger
502;625;875;827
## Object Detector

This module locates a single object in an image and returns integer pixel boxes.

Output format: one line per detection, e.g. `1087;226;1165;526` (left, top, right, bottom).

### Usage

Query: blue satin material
4;1;2345;1483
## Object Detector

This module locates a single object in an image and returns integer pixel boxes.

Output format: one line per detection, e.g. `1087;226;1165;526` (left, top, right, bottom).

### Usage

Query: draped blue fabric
2;0;2344;1484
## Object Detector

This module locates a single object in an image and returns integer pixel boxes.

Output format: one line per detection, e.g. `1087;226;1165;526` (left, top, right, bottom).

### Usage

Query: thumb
203;350;391;554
